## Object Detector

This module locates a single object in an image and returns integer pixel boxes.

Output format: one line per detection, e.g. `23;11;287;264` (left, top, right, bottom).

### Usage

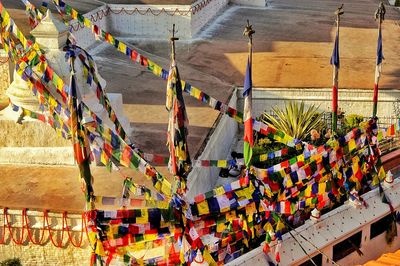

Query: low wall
191;0;229;36
71;6;111;49
107;4;192;39
237;88;400;119
230;0;266;6
72;0;233;44
186;88;238;200
0;209;90;265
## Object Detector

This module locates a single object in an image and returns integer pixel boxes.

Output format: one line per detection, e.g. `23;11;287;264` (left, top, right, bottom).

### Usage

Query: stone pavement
0;0;400;210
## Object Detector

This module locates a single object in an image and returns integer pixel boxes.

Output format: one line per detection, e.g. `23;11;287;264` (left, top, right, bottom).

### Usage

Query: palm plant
260;101;325;140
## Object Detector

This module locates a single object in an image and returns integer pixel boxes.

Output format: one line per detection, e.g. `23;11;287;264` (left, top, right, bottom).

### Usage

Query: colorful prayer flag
243;57;253;168
166;55;191;193
330;31;340;131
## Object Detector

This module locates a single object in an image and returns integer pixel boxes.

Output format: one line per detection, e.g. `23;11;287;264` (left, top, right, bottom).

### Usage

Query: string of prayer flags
52;0;301;148
20;0;45;28
64;44;129;142
94;196;170;210
82;102;173;198
10;102;70;139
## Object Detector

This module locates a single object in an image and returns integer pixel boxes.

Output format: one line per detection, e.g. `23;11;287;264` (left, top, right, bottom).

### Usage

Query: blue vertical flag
330;32;340;68
373;28;384;117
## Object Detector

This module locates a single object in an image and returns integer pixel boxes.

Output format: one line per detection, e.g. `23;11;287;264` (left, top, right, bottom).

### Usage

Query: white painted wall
230;0;266;7
72;0;272;45
107;4;192;39
190;0;229;36
237;88;400;119
186;89;239;200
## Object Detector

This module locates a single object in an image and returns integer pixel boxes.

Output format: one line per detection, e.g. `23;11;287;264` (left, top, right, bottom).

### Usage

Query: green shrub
0;258;21;266
260;101;325;140
344;114;364;129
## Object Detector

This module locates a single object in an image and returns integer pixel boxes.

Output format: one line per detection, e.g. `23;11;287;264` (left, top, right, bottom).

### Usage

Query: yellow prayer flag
285;176;293;188
372;174;380;186
378;166;386;180
275;220;285;231
263;222;273;232
348;139;356;151
154;181;162;192
136;210;148;224
235;188;246;199
88;232;97;245
192;87;201;99
305;185;312;197
153;64;163;77
144;233;158;241
217;160;227;168
83;18;91;27
306;197;313;207
197;200;210;215
157;201;169;209
318;182;326;193
95;240;105;256
214;186;225;196
216;222;226;233
203;249;217;266
260;154;268;162
161;180;172;196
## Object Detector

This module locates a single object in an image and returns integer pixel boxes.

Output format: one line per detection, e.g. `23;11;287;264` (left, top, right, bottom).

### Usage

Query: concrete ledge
382;148;400;172
0;147;75;165
230;0;266;7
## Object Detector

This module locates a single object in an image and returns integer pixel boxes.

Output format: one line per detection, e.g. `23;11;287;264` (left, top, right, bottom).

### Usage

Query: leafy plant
260;101;325;140
344;114;364;130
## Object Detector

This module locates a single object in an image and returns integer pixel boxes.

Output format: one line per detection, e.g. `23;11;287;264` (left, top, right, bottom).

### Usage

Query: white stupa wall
186;89;239;200
237;88;400;121
190;0;229;37
107;4;192;39
73;0;266;48
230;0;266;7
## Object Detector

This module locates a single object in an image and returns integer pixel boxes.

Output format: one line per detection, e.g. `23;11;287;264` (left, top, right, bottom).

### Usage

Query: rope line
0;208;88;248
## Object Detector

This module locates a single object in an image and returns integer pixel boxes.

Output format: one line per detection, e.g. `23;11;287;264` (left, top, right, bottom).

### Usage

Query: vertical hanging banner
330;5;343;132
166;26;191;194
243;58;253;168
372;3;385;117
243;21;255;169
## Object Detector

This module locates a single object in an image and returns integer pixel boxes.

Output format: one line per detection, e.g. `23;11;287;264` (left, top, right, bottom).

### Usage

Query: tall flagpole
373;2;385;117
331;5;343;133
243;20;255;171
